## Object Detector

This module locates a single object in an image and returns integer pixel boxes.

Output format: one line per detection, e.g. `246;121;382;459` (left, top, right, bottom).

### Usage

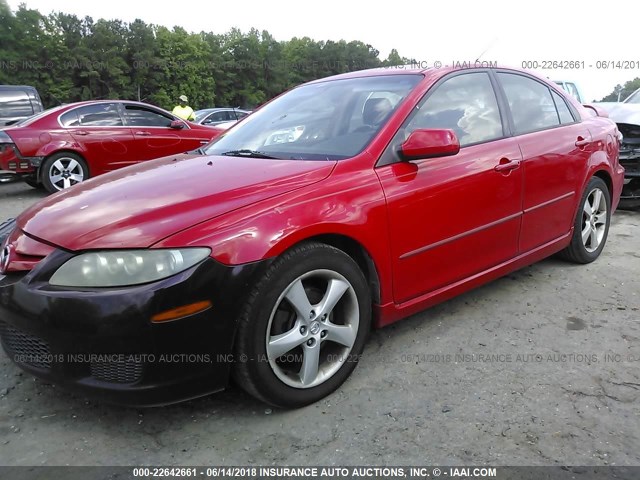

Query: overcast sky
7;0;639;101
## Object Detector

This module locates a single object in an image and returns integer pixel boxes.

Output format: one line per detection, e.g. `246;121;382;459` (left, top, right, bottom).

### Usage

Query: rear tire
233;242;371;408
23;174;43;189
41;152;89;193
558;176;611;264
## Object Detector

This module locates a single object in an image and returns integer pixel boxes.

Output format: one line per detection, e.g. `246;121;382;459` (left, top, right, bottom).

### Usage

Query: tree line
0;0;411;111
600;78;640;102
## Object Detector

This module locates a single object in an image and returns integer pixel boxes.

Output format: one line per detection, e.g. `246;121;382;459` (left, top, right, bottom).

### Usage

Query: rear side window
0;90;35;118
551;91;575;124
124;105;173;127
406;72;503;147
60;103;123;127
497;73;560;134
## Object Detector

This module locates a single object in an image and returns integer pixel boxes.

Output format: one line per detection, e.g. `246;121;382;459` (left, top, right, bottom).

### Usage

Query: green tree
0;2;409;110
601;78;640;102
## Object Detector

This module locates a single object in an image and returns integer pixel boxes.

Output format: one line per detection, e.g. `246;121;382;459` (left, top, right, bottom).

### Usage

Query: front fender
155;163;395;305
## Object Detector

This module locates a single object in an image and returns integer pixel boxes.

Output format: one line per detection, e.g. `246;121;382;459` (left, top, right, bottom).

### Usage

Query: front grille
90;359;143;384
0;321;51;369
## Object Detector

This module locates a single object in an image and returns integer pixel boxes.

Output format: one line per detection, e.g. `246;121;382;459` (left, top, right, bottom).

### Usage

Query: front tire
41;152;89;193
559;176;611;264
233;242;371;408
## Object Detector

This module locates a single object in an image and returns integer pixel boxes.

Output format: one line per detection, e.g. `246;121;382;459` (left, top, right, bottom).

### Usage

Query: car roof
0;85;39;90
304;64;551;85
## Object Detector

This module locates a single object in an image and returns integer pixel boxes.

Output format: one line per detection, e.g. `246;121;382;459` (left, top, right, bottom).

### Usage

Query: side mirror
399;129;460;161
170;119;186;129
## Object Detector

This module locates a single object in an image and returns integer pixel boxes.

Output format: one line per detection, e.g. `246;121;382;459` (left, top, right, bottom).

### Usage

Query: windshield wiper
219;149;280;159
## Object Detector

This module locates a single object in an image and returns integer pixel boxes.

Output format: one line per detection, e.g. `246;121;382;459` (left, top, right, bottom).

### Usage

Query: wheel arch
592;169;612;197
272;233;382;307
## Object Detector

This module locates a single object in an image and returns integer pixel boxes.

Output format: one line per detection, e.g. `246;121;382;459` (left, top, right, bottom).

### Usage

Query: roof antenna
475;37;499;64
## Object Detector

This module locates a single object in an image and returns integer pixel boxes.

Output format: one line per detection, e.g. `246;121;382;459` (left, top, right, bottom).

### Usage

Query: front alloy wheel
266;269;360;389
233;242;371;407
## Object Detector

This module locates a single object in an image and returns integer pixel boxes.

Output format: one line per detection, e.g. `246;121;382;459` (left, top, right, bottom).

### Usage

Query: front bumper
0;248;270;406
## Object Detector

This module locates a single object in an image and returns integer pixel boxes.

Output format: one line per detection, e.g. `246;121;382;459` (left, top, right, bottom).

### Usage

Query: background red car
0;100;224;193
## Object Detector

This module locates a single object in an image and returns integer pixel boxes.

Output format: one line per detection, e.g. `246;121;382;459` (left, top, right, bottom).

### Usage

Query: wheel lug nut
321;331;327;338
300;326;306;334
309;310;315;319
307;339;315;346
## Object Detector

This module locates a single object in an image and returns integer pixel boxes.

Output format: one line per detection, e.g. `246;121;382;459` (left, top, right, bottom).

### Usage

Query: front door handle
494;158;520;173
135;131;151;136
74;130;89;136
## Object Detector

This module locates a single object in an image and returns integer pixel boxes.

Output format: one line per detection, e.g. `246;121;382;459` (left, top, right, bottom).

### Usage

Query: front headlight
49;248;211;287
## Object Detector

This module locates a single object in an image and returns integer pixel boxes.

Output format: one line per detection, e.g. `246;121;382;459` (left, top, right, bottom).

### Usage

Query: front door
376;71;523;303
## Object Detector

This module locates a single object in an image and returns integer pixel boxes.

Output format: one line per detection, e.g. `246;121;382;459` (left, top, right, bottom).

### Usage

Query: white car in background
594;88;640;208
553;80;584;103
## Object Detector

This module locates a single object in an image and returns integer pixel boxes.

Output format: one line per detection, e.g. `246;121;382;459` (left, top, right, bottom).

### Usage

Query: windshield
203;74;422;160
624;89;640;104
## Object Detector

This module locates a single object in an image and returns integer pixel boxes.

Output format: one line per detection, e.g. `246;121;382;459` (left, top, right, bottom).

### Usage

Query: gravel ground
0;180;639;467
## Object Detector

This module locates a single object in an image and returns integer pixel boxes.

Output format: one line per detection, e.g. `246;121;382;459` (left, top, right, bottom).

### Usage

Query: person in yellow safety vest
172;95;195;121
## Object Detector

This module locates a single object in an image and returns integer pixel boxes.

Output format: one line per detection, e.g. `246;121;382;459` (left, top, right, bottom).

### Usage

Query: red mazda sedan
0;100;224;193
0;66;624;407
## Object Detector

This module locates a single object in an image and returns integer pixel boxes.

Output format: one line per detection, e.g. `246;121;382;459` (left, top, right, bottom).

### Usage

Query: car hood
17;153;335;251
593;102;640;125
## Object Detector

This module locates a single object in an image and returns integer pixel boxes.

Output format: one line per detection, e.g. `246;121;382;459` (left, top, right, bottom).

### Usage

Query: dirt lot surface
0;180;639;467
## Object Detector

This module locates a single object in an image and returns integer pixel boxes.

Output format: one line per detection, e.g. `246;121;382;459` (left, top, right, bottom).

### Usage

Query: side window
405;72;503;146
125;105;173;127
61;103;123;127
551;91;575;125
497;73;560;134
209;111;229;123
235;111;248;120
60;109;80;127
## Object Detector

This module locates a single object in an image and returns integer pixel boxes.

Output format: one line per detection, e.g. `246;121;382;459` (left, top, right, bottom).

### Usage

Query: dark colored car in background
0;66;624;408
0;85;44;127
0;100;225;193
194;107;250;126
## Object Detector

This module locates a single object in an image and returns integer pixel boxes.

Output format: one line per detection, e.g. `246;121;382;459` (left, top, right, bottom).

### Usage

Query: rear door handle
74;130;89;136
575;136;589;147
135;131;151;136
494;158;520;173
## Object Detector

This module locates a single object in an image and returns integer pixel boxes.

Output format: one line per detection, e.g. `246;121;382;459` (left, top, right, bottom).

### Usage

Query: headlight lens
49;248;211;287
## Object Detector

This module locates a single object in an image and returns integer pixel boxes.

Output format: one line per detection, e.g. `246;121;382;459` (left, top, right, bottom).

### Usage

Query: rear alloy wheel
559;176;611;263
41;152;88;193
233;242;371;407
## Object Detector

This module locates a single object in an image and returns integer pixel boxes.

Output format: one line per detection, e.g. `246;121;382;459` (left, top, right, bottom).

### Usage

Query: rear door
376;71;524;303
59;103;134;175
122;103;185;161
495;72;591;252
